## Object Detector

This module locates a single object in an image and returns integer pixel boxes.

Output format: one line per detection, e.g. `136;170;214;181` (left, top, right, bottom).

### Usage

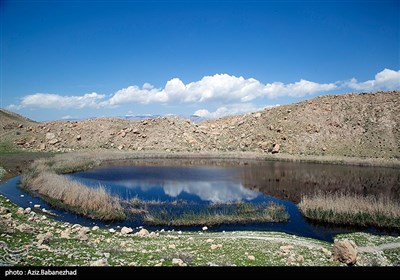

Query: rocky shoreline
1;194;399;266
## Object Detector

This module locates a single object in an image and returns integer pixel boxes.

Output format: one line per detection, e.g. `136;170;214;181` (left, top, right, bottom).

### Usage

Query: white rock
20;195;24;197
92;226;99;231
34;204;40;208
211;244;222;250
248;255;256;261
121;226;133;234
90;258;108;266
202;226;208;231
172;258;187;267
136;228;149;237
109;228;116;233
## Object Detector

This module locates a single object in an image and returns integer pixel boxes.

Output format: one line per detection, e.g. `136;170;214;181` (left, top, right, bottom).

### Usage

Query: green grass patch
144;201;289;226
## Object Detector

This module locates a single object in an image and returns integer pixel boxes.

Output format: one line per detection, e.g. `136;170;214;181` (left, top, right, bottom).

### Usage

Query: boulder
0;207;10;214
45;133;56;140
172;258;187;267
258;142;270;151
121;226;133;234
76;233;89;241
60;229;71;239
90;258;109;266
76;135;81;141
248;255;256;261
272;143;280;154
332;239;358;265
202;226;208;231
136;228;149;237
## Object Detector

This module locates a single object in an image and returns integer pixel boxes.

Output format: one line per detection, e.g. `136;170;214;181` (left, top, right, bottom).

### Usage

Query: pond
1;159;399;242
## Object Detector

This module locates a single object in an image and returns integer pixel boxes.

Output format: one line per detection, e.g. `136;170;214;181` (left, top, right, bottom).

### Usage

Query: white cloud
106;74;336;106
194;103;263;119
8;69;398;113
9;92;105;109
346;69;400;91
263;79;337;98
108;84;168;105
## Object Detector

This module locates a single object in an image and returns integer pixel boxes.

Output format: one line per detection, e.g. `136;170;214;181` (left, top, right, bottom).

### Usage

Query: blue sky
1;0;399;121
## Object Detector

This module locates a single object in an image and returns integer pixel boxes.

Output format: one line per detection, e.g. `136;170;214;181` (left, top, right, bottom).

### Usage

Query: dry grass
299;192;400;229
21;162;125;220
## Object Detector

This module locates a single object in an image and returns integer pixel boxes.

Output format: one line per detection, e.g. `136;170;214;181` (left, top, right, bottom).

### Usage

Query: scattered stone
37;232;53;245
45;132;55;140
121;226;133;234
287;254;296;263
211;244;222;250
296;255;304;263
279;245;294;255
332;239;358;265
20;195;24;198
0;207;10;214
92;226;99;231
206;239;214;243
248;255;256;261
24;207;31;214
16;207;24;215
108;228;116;233
76;232;89;241
104;253;110;258
34;204;41;208
48;138;59;145
3;213;12;219
272;143;280;154
172;258;187;267
321;247;331;258
202;226;208;231
168;244;176;249
136;228;149;237
76;135;81;141
60;229;71;239
90;258;109;266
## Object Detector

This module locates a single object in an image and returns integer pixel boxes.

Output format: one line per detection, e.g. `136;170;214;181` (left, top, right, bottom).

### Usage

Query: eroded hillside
1;91;399;159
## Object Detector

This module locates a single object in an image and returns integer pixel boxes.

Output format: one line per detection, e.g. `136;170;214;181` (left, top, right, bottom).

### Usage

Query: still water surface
1;159;399;242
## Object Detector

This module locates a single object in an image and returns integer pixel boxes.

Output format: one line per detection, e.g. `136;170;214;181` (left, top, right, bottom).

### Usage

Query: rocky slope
1;91;399;159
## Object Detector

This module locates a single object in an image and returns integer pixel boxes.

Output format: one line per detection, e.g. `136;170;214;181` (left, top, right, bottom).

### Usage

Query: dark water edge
1;175;399;243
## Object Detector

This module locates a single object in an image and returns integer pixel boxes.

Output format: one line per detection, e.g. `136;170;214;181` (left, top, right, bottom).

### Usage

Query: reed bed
144;201;289;226
299;192;400;229
21;164;125;220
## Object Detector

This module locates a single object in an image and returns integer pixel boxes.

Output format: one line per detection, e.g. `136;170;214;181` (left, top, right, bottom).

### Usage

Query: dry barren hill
1;91;399;159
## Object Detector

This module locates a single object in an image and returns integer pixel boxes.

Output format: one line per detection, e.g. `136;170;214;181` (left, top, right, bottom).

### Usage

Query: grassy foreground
299;192;400;230
1;194;400;266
